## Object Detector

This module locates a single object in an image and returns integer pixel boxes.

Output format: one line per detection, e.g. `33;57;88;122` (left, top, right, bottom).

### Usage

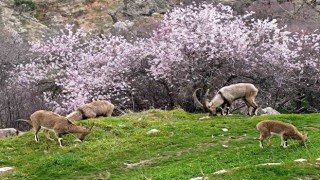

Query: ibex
256;120;307;148
66;100;114;122
193;83;258;116
17;110;93;147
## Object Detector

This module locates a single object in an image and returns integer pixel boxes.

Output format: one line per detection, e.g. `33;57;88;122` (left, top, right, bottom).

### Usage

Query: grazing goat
256;120;307;148
0;128;20;138
17;110;93;147
193;83;258;116
66;100;114;122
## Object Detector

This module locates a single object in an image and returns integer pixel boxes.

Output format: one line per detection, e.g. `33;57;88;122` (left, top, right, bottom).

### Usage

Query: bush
14;0;36;12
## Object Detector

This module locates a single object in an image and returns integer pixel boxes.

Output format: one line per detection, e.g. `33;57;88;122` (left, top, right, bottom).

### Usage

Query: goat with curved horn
192;83;259;116
192;88;211;113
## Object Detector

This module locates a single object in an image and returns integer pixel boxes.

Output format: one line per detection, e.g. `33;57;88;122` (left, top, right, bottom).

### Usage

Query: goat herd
0;83;308;148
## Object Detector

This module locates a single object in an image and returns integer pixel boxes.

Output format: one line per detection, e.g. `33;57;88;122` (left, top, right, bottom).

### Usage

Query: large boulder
0;128;20;138
261;107;280;115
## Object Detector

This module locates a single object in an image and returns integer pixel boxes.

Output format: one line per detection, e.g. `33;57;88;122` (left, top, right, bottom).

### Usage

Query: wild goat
0;128;20;138
66;100;114;122
17;110;93;147
192;83;258;116
256;120;307;148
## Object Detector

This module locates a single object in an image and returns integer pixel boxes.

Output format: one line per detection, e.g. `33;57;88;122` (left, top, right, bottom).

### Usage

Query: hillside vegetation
1;109;320;179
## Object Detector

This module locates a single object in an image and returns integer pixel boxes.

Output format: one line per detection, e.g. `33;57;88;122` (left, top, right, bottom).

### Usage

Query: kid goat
17;110;93;147
193;83;258;116
256;120;307;148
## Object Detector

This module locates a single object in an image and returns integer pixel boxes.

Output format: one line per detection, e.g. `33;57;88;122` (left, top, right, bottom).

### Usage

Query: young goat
66;100;114;121
17;110;93;147
193;83;258;116
256;120;307;148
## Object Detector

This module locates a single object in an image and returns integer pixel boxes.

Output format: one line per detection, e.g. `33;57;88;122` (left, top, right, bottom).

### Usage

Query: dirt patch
123;142;215;168
124;155;170;168
124;160;153;168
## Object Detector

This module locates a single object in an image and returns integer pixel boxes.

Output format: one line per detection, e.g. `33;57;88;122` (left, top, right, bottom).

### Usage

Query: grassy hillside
1;109;320;179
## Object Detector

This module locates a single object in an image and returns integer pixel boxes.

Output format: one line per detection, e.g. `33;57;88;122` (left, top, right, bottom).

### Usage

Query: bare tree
0;27;46;130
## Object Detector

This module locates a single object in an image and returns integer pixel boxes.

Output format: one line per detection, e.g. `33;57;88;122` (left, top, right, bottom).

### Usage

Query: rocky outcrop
5;0;311;41
0;0;50;40
0;0;183;40
0;128;20;138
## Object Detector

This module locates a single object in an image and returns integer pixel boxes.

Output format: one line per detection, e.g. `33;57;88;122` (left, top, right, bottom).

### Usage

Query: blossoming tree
13;3;320;113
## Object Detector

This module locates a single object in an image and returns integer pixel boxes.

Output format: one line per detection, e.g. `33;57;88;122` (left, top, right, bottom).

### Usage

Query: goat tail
16;119;32;126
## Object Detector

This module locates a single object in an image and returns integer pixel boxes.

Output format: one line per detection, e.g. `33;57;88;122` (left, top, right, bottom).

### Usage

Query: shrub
14;0;36;12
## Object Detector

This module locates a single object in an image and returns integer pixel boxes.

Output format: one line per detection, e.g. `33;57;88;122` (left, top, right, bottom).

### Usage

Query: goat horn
203;89;212;113
192;88;205;110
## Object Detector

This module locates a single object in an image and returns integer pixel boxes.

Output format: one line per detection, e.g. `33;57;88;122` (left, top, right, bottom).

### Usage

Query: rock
212;169;228;175
294;159;307;162
0;128;20;138
221;128;228;132
256;162;281;166
152;12;162;18
222;144;229;148
147;128;159;135
190;177;205;180
0;0;279;41
0;0;182;40
199;116;210;121
0;167;13;173
261;107;280;115
112;20;134;30
124;0;170;16
0;1;50;41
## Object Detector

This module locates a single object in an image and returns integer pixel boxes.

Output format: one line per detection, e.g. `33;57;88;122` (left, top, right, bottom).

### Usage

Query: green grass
1;109;320;179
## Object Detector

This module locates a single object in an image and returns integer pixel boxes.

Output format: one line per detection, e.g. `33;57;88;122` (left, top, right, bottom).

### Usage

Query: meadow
1;109;320;179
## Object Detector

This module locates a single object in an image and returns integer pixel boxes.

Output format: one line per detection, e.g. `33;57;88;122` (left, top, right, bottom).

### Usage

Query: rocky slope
1;0;319;41
0;0;248;41
0;0;183;40
0;0;50;40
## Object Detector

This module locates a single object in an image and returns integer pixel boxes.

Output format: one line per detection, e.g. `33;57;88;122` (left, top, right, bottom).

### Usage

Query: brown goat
17;110;93;147
256;120;307;148
66;100;114;122
193;83;258;116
